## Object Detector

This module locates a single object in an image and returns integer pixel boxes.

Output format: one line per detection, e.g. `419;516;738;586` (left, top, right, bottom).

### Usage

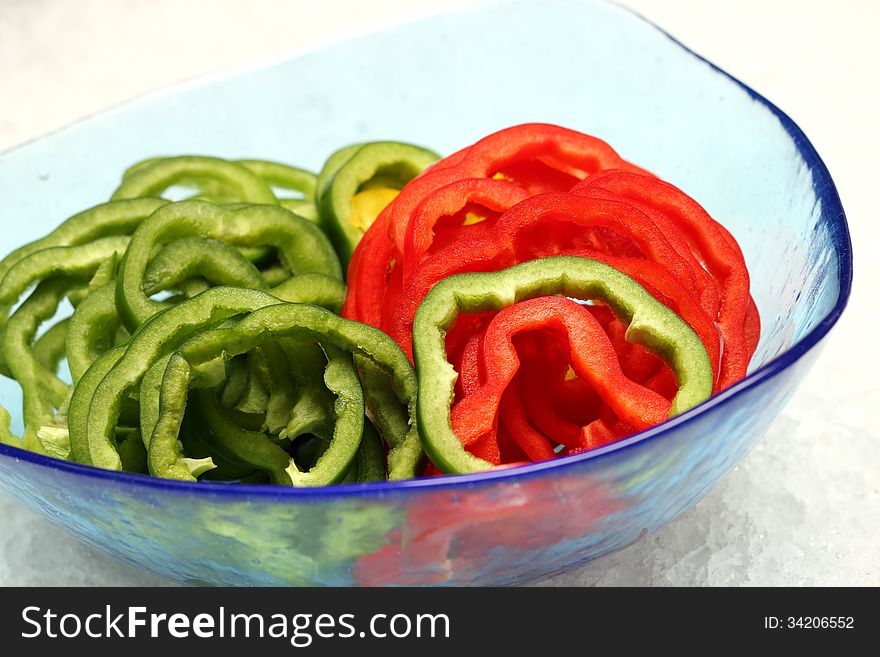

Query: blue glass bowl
0;0;852;586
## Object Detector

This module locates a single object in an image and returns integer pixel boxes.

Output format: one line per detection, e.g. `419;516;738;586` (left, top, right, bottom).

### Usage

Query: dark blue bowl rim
0;1;854;499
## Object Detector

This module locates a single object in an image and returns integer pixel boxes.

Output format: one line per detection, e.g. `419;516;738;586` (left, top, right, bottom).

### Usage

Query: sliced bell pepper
572;170;758;387
412;256;713;474
386;123;648;253
401;177;529;279
344;123;651;328
450;298;672;460
112;155;278;205
341;205;395;328
115;200;341;330
317;141;439;266
386;193;707;360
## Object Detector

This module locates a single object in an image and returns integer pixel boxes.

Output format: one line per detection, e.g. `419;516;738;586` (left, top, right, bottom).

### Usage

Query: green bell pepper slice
115;200;342;330
317;141;440;266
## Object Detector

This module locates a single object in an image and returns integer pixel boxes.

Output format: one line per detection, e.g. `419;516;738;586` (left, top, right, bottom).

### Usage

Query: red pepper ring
522;372;602;447
382;180;529;331
457;123;651;190
501;350;620;459
388;193;705;356
575;186;722;317
743;297;761;356
402;177;530;279
347;124;657;328
340;225;368;320
347;158;535;327
387;123;648;254
466;430;502;465
412;256;713;474
497;194;702;292
451;329;603;451
709;224;762;361
452;328;484;400
589;304;663;383
386;235;514;357
386;166;489;260
499;375;558;462
571;418;635;453
572;170;757;387
513;330;602;448
715;222;761;357
450;297;671;449
496;422;532;465
341;205;395;326
566;248;722;388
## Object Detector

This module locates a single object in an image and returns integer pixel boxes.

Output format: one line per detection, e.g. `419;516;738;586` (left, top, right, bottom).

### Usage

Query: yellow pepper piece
349;188;400;233
462;210;489;226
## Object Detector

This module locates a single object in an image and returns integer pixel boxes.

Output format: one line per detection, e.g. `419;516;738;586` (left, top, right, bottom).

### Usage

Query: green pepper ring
115;200;342;331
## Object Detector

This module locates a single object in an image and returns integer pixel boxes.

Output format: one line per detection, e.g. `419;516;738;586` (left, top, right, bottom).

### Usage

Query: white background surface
0;0;876;586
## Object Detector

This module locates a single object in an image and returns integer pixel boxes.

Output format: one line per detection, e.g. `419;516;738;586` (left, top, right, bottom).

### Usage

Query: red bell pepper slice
575;186;722;317
497;194;701;287
512;331;600;448
385;235;513;357
402;177;529;278
341;206;395;326
499;375;558;461
496;421;532;465
451;326;484;401
459;123;651;189
387;193;709;359
588;303;662;383
386;123;647;257
450;296;672;453
580;252;722;383
572;170;758;387
744;297;761;357
560;418;633;456
346;124;664;336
